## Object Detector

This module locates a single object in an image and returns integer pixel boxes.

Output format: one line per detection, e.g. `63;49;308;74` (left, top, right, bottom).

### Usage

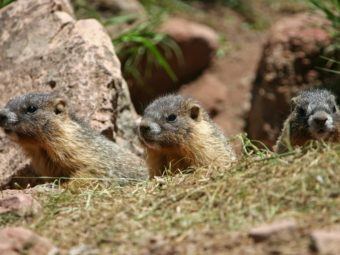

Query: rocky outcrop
127;17;219;113
246;13;337;147
0;0;138;187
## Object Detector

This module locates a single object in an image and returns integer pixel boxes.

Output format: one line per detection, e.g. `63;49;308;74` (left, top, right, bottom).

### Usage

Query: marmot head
138;95;207;150
0;92;68;146
291;89;338;140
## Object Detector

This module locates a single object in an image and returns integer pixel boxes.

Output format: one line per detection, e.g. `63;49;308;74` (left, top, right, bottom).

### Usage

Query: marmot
138;95;236;178
274;89;340;153
0;92;148;183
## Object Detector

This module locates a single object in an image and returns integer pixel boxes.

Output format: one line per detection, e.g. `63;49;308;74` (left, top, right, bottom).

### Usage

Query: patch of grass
266;0;309;14
0;213;21;226
140;0;194;15
7;143;339;253
0;0;15;9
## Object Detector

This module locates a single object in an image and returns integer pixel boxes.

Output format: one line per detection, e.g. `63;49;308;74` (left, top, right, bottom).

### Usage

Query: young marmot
274;89;340;153
0;92;148;183
138;95;236;178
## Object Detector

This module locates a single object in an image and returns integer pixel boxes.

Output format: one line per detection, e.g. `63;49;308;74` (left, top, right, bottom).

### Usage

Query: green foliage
71;0;180;83
308;0;340;74
72;0;102;20
0;0;15;9
112;22;181;83
0;213;20;226
140;0;194;15
309;0;340;31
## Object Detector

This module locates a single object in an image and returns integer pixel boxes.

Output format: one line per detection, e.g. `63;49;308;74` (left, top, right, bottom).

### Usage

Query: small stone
310;230;340;255
0;191;41;216
0;227;58;255
249;219;297;242
69;244;99;255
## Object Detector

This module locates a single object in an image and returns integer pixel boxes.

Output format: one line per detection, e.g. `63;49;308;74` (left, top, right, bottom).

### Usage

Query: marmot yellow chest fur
0;92;148;183
275;89;340;153
138;95;236;178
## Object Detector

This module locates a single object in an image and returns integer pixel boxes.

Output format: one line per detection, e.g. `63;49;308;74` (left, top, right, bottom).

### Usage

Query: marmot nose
0;111;8;126
139;123;151;134
139;120;161;136
313;116;327;127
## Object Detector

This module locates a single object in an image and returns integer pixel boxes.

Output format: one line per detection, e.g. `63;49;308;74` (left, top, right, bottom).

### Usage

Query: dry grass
1;142;339;254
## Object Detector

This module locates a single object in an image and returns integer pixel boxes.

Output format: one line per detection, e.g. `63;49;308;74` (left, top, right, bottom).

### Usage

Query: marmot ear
330;94;336;103
290;96;299;111
190;104;202;121
54;98;67;115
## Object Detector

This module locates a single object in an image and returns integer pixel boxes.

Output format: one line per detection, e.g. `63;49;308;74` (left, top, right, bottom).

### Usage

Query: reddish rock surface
0;227;58;255
0;191;41;216
0;0;138;187
127;17;219;113
246;13;336;148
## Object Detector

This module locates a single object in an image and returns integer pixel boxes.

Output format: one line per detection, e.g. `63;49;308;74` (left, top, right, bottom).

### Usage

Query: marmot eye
297;107;305;116
166;114;177;122
26;105;37;113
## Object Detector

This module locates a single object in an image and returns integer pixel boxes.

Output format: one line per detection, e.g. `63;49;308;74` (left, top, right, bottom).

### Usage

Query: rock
0;0;138;187
180;73;228;118
127;17;219;113
248;219;297;242
246;13;337;148
0;227;58;255
0;191;41;216
310;230;340;255
69;244;99;255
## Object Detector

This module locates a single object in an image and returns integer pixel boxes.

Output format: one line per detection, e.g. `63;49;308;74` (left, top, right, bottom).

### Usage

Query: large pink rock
0;191;41;216
310;229;340;255
0;0;138;187
246;13;336;148
0;227;58;255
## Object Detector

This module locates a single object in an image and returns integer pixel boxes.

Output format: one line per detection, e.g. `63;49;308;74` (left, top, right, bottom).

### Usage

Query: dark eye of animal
332;105;337;113
166;114;177;122
297;107;305;116
26;105;37;114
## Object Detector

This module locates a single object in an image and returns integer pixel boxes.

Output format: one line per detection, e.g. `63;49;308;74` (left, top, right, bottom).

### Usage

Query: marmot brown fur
138;95;236;178
0;92;148;183
274;89;340;153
